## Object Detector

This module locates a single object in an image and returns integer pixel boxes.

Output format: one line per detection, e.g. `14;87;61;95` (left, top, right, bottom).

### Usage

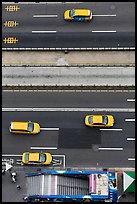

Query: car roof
73;9;91;17
29;153;39;162
11;122;28;131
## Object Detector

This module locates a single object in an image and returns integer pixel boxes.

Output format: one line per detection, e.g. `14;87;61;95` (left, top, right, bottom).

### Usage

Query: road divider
2;108;135;112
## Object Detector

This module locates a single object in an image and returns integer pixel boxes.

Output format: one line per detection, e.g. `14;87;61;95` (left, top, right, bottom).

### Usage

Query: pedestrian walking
17;184;21;189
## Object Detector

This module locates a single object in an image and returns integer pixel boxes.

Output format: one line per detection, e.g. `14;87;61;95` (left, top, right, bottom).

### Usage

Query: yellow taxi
22;152;52;165
85;115;114;127
9;121;40;134
64;9;92;21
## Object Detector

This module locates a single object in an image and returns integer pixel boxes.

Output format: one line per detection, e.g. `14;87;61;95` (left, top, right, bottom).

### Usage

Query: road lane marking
125;119;135;122
98;147;123;151
52;155;65;168
128;158;135;161
32;31;56;33
30;147;58;150
2;108;135;112
40;128;59;131
92;31;116;33
127;99;135;102
2;154;22;157
100;129;123;131
33;15;58;18
127;138;135;141
93;14;116;17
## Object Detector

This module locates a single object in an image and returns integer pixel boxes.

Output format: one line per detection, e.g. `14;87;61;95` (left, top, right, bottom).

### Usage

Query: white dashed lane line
127;138;135;141
125;119;135;122
98;147;123;151
32;31;57;33
30;147;58;150
92;14;116;17
100;128;123;131
128;158;135;161
92;31;116;33
127;99;135;102
40;128;59;131
33;15;58;18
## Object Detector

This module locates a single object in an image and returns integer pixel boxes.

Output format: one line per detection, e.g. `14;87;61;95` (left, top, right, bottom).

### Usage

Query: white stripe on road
2;154;22;157
128;158;135;161
40;128;59;131
127;138;135;141
100;128;123;131
92;31;116;33
125;119;135;122
33;15;58;18
98;147;123;151
30;147;58;150
32;31;56;33
2;108;135;112
93;15;116;17
127;99;135;102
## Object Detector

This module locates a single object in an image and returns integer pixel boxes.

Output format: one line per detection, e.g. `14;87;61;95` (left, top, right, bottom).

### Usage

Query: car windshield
102;116;108;124
69;9;75;17
27;123;34;132
39;154;46;162
25;154;29;161
88;116;93;124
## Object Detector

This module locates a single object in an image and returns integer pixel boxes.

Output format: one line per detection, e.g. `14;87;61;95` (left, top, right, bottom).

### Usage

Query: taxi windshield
27;123;34;132
88;116;93;124
70;9;75;17
102;116;108;124
39;154;46;162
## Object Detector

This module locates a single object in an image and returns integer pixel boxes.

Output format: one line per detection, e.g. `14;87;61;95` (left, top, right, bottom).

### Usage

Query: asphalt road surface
2;91;135;168
2;2;135;48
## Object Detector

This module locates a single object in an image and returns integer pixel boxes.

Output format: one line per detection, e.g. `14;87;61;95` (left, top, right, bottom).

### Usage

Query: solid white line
128;158;135;161
40;128;59;131
32;31;56;33
2;154;22;157
125;119;135;122
2;108;135;112
127;138;135;141
30;147;58;150
98;147;123;151
127;99;135;102
100;129;123;131
92;31;116;33
93;15;116;17
33;15;58;18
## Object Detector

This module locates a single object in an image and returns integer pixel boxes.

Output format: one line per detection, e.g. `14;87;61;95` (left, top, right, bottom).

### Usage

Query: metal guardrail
2;47;135;51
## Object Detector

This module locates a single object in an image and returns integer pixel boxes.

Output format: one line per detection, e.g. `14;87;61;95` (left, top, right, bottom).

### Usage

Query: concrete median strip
2;108;135;112
2;66;135;86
